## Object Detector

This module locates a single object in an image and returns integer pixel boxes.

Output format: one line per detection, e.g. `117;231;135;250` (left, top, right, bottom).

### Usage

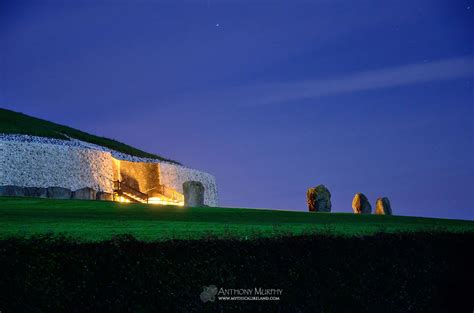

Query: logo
200;285;218;303
200;285;283;302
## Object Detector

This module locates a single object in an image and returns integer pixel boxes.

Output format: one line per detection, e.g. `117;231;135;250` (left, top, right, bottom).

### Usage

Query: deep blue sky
1;0;473;219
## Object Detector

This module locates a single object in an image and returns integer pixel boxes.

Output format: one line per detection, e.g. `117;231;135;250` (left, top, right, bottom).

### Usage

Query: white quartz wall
159;163;219;207
0;135;219;206
0;140;114;192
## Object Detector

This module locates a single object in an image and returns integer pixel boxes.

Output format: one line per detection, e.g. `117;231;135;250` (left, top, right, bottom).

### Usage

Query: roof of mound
0;108;180;164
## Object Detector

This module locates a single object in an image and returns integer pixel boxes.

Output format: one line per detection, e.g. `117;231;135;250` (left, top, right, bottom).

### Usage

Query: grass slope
0;108;179;163
0;197;472;241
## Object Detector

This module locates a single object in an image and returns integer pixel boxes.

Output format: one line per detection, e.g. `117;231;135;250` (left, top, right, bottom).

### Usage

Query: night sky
1;0;473;220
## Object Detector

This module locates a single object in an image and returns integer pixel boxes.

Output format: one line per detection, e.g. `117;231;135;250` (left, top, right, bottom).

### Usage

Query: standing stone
375;197;392;215
0;185;26;197
352;193;372;214
72;187;96;200
183;181;205;207
47;187;72;199
24;187;48;198
306;185;332;212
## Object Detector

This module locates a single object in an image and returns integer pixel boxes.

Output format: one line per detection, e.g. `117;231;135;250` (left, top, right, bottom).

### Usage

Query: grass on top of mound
0;108;179;164
0;197;473;242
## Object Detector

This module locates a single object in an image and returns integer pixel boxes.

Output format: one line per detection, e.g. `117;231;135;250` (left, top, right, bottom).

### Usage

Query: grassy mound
0;197;472;241
0;108;179;163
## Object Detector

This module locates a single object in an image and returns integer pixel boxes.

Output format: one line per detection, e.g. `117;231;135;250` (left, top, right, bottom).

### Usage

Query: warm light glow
148;197;184;206
113;180;184;206
117;196;131;203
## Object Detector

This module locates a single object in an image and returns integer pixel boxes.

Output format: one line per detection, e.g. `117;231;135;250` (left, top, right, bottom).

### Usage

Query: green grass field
0;108;178;163
1;197;473;241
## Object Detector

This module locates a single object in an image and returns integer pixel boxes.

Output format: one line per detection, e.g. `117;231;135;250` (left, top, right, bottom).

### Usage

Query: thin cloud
248;56;474;106
161;56;474;109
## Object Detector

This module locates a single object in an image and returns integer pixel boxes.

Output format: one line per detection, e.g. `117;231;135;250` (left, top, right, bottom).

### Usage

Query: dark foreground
0;232;472;313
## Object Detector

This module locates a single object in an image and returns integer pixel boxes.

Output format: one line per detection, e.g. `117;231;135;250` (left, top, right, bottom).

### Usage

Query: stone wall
160;163;219;207
0;136;219;206
0;140;114;193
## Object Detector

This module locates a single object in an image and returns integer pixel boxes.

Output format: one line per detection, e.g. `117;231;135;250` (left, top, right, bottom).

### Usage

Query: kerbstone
96;191;113;201
0;185;26;197
72;187;96;200
47;187;72;199
24;187;47;198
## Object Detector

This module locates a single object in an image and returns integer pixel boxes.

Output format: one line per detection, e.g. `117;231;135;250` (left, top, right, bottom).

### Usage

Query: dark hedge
0;232;472;313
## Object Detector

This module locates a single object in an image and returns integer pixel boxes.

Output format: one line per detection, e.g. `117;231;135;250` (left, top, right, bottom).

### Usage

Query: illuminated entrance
111;159;184;206
113;180;184;206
